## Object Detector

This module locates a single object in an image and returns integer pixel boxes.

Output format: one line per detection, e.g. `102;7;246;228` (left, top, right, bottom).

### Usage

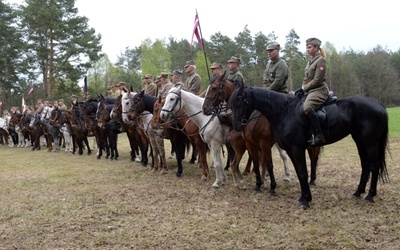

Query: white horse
160;86;231;188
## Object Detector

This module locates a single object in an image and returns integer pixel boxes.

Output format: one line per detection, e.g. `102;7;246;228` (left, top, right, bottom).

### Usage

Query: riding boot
306;109;325;145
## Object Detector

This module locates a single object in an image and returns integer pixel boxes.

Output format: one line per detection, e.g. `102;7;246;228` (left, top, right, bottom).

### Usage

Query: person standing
199;62;223;97
296;37;329;145
142;74;157;96
183;60;202;94
106;86;114;97
113;83;121;98
263;42;289;93
226;56;244;86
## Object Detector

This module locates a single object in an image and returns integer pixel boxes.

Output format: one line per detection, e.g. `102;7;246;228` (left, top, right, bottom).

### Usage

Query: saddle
298;91;338;128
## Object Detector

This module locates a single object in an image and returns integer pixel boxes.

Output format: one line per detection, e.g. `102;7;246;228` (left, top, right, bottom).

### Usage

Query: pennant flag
83;74;88;95
0;101;2;108
22;97;27;113
27;86;34;97
190;14;204;53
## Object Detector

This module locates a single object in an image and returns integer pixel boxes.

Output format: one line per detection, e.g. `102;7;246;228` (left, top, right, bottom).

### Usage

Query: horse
229;85;389;208
97;97;120;160
67;103;92;155
28;114;53;151
130;91;190;176
110;93;149;164
161;86;234;188
80;99;109;159
202;74;321;188
152;95;210;181
120;90;152;167
50;107;73;152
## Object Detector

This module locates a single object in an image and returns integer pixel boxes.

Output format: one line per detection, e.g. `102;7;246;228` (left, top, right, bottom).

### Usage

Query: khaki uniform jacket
113;89;121;98
59;104;68;110
35;104;44;115
263;58;289;93
227;69;244;86
184;73;201;94
144;82;157;97
158;81;173;99
302;52;329;112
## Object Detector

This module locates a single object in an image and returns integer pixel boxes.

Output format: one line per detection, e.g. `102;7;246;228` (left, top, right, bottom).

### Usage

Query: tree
141;38;171;80
282;29;303;91
0;1;25;109
19;0;102;98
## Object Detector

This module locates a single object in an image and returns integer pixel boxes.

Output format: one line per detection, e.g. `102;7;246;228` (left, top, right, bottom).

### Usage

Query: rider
263;42;289;93
296;37;329;145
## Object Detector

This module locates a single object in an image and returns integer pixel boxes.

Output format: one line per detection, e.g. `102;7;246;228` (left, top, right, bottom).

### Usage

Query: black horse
229;85;389;208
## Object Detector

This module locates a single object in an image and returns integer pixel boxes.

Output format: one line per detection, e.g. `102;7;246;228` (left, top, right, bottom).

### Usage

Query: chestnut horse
151;95;210;181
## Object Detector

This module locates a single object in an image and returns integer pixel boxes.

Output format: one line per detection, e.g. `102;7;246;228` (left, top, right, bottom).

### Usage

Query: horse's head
130;90;146;117
229;84;253;132
110;95;122;120
202;71;230;115
121;90;135;123
50;107;60;126
160;86;182;121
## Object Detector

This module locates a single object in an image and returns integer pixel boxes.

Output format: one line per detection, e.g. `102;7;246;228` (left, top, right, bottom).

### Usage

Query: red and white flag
190;14;204;54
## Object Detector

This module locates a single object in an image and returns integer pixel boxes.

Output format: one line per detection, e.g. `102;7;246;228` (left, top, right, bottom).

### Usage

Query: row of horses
2;72;389;209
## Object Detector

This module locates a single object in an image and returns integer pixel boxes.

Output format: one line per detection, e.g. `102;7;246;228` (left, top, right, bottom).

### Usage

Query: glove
295;88;304;98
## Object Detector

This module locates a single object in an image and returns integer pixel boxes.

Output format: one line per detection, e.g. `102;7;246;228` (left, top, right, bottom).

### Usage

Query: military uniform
263;57;289;93
302;52;329;114
301;37;329;145
184;60;202;94
157;73;173;99
226;56;244;85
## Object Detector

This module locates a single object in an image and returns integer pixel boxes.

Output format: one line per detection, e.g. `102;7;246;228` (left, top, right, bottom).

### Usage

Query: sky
5;0;400;64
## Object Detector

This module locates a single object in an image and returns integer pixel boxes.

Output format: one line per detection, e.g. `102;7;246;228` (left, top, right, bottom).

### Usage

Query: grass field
388;107;400;136
1;129;399;249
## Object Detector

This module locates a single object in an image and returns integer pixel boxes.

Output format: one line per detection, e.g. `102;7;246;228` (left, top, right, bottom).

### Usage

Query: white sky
6;0;400;64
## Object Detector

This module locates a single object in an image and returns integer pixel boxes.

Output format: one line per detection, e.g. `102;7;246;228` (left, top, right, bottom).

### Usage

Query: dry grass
0;135;399;249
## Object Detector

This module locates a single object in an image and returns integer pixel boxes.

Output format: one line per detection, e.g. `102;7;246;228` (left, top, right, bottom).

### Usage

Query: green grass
388;107;400;136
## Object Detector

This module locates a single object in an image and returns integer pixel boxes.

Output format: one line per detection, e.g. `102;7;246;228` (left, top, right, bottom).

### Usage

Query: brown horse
202;72;320;191
151;95;210;181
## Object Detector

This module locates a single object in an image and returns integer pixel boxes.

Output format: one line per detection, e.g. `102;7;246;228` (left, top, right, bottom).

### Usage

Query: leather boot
306;109;325;145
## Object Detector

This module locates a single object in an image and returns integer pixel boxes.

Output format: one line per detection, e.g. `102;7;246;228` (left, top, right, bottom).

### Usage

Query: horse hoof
268;190;277;196
212;183;220;189
298;201;310;209
365;195;375;203
175;172;182;178
309;180;316;186
283;176;291;182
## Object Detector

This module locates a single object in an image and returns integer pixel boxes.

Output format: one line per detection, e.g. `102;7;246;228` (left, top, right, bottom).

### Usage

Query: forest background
1;0;400;111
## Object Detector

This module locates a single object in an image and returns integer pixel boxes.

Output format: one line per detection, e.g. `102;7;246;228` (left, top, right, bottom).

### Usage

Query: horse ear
238;82;245;94
139;90;145;97
221;70;226;79
158;95;162;102
130;86;133;92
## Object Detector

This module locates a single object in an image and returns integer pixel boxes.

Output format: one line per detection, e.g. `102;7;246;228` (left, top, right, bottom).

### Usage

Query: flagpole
195;9;210;82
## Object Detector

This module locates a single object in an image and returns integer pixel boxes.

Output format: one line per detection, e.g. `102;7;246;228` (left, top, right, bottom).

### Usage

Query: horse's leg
210;142;224;188
196;139;209;182
352;139;371;199
275;143;291;182
307;146;320;186
288;148;312;208
158;136;168;174
229;137;246;189
189;140;198;164
242;157;252;175
262;149;277;195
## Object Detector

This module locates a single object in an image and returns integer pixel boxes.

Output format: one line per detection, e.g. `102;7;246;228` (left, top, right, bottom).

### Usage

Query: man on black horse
296;38;329;145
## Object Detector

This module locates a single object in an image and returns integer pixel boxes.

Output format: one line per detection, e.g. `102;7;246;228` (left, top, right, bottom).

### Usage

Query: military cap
107;86;113;90
144;74;153;79
306;37;322;47
227;56;241;65
114;82;121;87
119;82;126;86
210;62;223;69
154;76;161;82
184;60;195;68
160;72;169;78
266;42;281;51
70;94;77;99
172;70;182;76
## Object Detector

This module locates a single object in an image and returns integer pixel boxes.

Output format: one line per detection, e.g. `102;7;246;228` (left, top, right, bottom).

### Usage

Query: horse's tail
378;118;389;183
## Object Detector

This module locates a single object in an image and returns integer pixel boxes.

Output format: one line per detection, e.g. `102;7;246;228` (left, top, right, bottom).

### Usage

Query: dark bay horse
229;85;389;208
152;95;210;181
110;93;150;165
130;91;190;176
67;103;92;156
